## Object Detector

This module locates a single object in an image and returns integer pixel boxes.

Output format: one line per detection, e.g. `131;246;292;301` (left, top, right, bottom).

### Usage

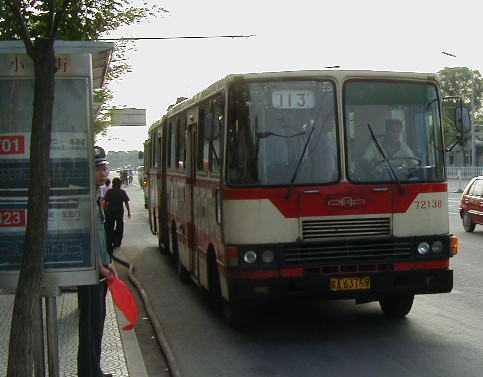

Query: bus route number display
272;90;314;109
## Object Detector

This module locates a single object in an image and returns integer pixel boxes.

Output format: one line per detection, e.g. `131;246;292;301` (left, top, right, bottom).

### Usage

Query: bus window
344;81;445;183
198;107;210;172
154;130;161;168
176;116;186;170
198;93;224;175
227;81;338;186
210;94;224;175
168;121;175;169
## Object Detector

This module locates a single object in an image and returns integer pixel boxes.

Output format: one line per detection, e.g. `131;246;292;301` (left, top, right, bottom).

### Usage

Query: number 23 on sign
0;209;26;227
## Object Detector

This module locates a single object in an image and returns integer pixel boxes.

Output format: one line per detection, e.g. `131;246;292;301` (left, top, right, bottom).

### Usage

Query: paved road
125;186;483;377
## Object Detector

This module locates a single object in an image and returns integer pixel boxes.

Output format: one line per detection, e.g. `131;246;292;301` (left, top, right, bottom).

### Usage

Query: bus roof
148;69;438;133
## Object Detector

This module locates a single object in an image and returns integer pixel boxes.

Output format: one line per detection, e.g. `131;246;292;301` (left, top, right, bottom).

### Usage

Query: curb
113;254;182;377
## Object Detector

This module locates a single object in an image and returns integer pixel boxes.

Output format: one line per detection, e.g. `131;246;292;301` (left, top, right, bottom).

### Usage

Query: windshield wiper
285;126;315;200
367;124;404;195
256;130;306;139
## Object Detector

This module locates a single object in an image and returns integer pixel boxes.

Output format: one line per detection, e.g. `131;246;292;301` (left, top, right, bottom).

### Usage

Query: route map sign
0;41;113;288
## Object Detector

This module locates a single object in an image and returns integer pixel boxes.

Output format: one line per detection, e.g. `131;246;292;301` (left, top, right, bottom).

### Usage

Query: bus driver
359;118;418;180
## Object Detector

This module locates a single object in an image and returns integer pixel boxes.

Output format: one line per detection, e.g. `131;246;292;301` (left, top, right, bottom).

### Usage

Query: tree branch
47;0;55;37
51;0;72;39
6;0;35;57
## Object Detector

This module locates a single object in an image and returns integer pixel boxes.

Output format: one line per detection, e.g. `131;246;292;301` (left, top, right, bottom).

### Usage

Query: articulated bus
145;70;458;326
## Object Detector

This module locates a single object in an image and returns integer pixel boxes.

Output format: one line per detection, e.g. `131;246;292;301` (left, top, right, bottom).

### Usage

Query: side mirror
442;96;471;151
458;106;472;133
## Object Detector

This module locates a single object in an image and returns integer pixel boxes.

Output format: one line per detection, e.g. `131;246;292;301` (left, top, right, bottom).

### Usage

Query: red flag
107;276;138;331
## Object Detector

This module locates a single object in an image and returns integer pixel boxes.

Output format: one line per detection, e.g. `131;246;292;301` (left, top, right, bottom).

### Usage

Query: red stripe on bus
280;267;304;278
394;259;449;271
231;267;304;280
231;270;279;279
223;182;447;218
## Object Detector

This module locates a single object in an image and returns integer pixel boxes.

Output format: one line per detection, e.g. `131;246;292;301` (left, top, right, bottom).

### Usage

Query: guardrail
447;166;483;179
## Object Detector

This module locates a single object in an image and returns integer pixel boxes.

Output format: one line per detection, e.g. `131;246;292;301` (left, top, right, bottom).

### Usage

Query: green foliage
438;67;483;146
0;0;167;135
438;67;482;111
0;1;167;41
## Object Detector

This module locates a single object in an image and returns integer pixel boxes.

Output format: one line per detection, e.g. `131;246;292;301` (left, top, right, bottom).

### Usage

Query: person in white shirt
364;119;415;161
356;119;418;181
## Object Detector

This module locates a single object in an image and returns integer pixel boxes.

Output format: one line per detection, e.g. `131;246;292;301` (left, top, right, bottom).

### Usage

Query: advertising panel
0;43;113;287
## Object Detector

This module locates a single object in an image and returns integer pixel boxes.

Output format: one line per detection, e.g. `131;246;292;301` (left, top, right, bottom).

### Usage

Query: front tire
379;294;414;318
463;212;476;232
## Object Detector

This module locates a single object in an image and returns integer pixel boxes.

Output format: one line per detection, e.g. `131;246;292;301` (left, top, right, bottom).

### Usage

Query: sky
95;0;483;152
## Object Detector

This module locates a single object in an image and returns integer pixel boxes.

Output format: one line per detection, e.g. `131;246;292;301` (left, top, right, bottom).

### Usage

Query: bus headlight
261;250;275;264
417;242;431;255
431;241;443;254
242;250;257;264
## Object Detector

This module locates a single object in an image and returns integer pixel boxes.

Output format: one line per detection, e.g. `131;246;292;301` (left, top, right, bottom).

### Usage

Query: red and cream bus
145;70;458;325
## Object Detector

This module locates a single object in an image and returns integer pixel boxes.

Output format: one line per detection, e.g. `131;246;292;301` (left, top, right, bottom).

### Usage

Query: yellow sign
329;276;370;291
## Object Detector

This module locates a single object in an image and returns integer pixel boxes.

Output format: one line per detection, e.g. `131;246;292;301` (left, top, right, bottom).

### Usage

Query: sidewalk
0;288;147;377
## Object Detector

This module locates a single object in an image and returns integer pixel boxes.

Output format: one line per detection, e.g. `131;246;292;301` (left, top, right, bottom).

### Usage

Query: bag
107;276;138;331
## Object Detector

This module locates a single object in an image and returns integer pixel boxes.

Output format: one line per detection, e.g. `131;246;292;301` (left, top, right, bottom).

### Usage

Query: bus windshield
227;80;339;186
344;81;445;183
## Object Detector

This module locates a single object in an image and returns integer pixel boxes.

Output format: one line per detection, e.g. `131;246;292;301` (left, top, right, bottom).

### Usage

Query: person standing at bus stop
104;177;131;251
78;146;116;377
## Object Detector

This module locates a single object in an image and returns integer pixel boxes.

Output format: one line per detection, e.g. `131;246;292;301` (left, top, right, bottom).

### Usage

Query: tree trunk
7;38;56;377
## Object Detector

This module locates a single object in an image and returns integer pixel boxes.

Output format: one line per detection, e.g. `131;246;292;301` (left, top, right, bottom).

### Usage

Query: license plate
329;276;370;291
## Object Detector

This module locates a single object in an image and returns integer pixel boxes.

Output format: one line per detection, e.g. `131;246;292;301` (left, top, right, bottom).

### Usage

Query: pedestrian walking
104;177;131;251
77;146;116;377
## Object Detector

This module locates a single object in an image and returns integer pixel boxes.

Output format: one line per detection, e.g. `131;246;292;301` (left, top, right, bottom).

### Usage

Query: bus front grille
302;217;391;241
283;239;412;264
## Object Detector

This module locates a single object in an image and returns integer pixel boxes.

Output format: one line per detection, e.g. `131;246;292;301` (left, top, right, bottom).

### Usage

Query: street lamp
441;51;477;166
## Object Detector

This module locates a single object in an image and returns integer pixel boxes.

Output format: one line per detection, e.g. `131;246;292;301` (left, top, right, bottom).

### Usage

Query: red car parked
460;176;483;232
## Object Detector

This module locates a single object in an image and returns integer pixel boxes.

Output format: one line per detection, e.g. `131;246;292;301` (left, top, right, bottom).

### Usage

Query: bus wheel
207;252;222;310
463;212;476;232
379;294;414;318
